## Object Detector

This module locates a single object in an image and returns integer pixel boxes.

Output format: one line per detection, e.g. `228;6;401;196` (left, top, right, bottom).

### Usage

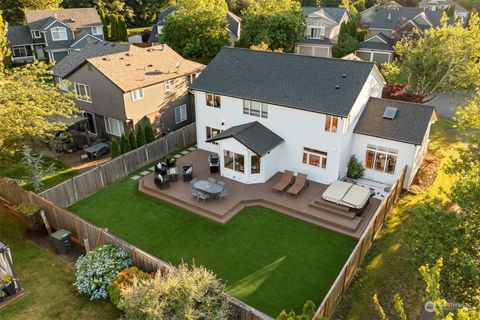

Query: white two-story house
189;48;436;188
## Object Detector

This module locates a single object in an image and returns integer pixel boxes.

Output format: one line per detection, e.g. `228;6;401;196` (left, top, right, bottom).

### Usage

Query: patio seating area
139;149;382;238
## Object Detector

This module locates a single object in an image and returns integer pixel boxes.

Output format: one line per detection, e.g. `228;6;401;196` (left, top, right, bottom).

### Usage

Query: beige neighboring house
294;7;350;58
52;44;204;139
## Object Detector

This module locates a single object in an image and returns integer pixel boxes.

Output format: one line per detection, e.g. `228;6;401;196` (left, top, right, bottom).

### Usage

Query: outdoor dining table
193;180;224;195
84;142;109;158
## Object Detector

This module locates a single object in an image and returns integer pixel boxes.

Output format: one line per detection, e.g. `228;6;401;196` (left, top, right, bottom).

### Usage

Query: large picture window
74;82;92;102
206;93;221;108
365;144;397;174
324;115;338;133
223;150;244;173
105;117;124;137
12;47;28;57
303;147;327;169
51;27;68;41
243;100;268;118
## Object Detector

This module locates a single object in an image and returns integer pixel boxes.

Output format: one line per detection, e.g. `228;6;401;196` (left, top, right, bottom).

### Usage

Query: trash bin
51;229;72;254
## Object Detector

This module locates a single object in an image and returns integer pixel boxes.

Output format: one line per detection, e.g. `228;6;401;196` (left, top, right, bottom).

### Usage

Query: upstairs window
206;126;220;141
105;117;124;137
310;26;325;39
188;73;197;84
74;82;91;102
51;27;68;41
31;30;41;38
365;144;398;174
91;26;103;35
324;115;338;133
206;93;221;108
164;80;171;92
303;147;327;169
131;88;144;101
243;100;268;118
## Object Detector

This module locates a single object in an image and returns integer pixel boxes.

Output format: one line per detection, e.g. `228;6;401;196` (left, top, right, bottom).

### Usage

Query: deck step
309;197;357;220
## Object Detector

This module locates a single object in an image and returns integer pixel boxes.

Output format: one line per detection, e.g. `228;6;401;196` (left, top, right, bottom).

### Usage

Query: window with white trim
310;26;326;39
224;150;244;173
206;93;221;108
187;73;197;84
365;144;398;174
303;147;327;169
105;117;124;137
51;27;68;41
174;104;187;124
12;47;28;57
164;80;171;91
131;88;144;101
74;82;92;102
206;126;220;141
91;26;103;35
324;115;338;133
157;26;163;35
31;30;41;38
243;100;268;118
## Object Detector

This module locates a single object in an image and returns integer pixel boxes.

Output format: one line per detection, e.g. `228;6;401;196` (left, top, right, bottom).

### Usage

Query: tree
382;13;480;102
346;155;365;179
95;0;134;23
109;14;118;41
0;62;78;158
136;125;146;147
125;0;167;27
332;34;359;58
0;0;62;25
0;11;8;74
161;0;230;60
144;122;155;143
120;134;131;153
128;129;137;149
97;7;110;39
237;0;305;52
119;263;231;319
277;300;318;319
20;146;56;192
117;15;127;41
110;138;120;158
339;0;365;19
250;41;284;52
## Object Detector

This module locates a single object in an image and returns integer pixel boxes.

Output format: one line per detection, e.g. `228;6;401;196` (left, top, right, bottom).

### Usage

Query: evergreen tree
110;138;121;158
117;16;128;41
120;134;131;154
0;10;8;74
144;122;155;143
136;125;146;147
128;129;137;149
98;8;109;40
109;14;118;41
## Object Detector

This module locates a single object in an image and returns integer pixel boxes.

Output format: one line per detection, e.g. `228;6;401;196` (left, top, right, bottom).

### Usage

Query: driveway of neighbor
427;90;473;119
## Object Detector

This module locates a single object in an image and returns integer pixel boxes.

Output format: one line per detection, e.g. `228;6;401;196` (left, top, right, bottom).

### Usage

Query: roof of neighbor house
206;121;284;156
342;53;363;61
301;7;348;23
370;7;444;31
296;38;334;46
189;47;379;117
354;97;436;145
7;26;34;45
25;8;102;30
360;0;403;14
86;44;204;92
358;33;394;51
51;41;130;78
226;11;241;39
419;0;468;11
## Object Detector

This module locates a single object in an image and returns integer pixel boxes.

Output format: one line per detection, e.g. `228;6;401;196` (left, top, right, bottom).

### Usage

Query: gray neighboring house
360;1;403;24
294;7;350;58
52;44;204;139
419;0;469;19
148;6;241;45
356;33;394;64
7;8;104;63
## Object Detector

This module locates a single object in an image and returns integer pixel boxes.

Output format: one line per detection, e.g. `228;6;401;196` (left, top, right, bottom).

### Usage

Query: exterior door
84;112;97;134
35;46;45;59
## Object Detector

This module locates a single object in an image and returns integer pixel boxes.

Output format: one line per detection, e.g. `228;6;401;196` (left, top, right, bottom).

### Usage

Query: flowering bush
74;245;132;300
107;266;152;309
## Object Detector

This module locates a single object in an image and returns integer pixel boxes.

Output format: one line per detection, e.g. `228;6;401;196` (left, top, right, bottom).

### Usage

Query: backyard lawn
68;179;357;316
0;207;119;320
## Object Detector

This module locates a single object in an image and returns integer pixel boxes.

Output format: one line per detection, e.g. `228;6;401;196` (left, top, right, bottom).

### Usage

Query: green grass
332;119;462;319
0;209;119;320
0;158;80;192
384;72;408;85
127;26;152;34
68;180;357;316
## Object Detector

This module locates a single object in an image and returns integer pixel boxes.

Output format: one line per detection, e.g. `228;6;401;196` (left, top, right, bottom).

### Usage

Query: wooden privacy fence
313;167;407;319
0;178;273;320
39;123;197;208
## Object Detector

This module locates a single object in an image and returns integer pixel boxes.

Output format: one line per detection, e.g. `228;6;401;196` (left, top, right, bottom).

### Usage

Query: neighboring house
148;6;241;46
6;8;104;63
51;44;204;139
355;33;394;64
294;7;350;58
360;1;403;25
189;48;436;188
419;0;469;19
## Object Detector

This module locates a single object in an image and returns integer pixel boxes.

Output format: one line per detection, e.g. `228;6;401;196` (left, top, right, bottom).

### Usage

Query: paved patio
139;149;381;238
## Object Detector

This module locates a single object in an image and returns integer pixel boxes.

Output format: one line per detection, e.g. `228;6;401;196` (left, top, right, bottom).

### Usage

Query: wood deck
139;149;381;239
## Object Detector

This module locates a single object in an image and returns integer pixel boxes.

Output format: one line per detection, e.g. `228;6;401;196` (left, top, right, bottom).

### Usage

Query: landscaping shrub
74;245;132;300
128;129;138;150
165;155;176;167
120;134;131;154
119;263;231;319
347;155;365;179
110;138;121;158
16;202;43;231
136;125;146;147
107;266;152;310
144;122;155;143
277;300;319;320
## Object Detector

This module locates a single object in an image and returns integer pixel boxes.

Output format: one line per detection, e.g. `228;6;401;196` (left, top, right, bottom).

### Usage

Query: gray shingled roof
296;38;334;46
301;7;347;23
149;24;159;43
156;6;175;25
206;122;284;156
51;41;130;78
45;40;75;51
354;97;436;145
370;8;443;30
189;48;377;117
7;26;34;46
359;34;393;51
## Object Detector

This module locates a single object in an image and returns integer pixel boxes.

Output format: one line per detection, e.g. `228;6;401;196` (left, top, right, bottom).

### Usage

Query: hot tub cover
322;181;371;209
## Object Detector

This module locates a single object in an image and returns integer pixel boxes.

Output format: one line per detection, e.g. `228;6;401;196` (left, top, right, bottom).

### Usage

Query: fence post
122;155;128;176
71;177;78;203
145;145;149;164
97;165;105;188
341;265;348;295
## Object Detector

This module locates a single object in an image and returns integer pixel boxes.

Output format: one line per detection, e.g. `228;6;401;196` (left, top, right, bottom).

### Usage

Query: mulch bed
408;153;440;194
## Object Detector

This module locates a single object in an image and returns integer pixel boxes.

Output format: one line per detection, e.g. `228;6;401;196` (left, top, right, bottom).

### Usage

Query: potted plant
1;274;16;296
165;155;176;168
0;290;6;303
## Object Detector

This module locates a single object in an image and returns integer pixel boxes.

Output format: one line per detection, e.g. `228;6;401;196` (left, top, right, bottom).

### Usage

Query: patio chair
155;162;168;175
192;189;209;202
207;177;217;184
216;188;228;201
183;165;193;182
154;174;170;190
190;178;197;189
217;180;225;187
272;170;294;192
286;173;309;196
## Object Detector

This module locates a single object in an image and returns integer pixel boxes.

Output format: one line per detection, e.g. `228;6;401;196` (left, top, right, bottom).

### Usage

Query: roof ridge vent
383;106;398;119
342;74;346;78
335;85;340;89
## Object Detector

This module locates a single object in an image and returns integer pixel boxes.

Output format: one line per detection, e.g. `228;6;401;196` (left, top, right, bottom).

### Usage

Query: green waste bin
51;229;72;254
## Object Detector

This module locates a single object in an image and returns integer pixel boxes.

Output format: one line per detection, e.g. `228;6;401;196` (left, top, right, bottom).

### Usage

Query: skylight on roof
383;107;398;119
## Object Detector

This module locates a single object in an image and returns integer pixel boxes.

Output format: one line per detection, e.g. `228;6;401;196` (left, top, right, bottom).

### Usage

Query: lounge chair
287;173;309;196
216;188;228;200
192;189;209;202
272;170;294;192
